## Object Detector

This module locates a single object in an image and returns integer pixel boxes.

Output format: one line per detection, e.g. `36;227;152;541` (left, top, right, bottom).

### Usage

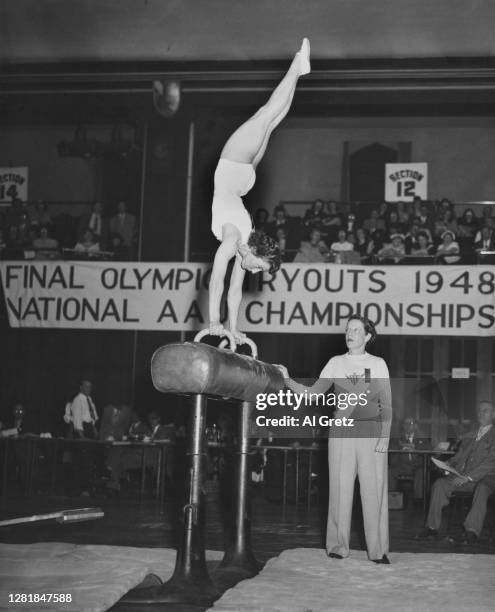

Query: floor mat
0;542;222;612
209;548;495;612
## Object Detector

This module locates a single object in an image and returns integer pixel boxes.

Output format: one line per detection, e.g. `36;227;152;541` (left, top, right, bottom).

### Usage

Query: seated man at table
417;400;495;542
389;416;429;500
106;410;175;494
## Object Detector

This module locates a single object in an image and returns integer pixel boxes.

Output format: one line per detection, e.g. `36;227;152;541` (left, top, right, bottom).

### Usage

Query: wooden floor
1;486;494;611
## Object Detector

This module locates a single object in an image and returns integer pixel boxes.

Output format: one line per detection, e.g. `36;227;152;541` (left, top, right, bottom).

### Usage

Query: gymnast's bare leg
220;38;310;168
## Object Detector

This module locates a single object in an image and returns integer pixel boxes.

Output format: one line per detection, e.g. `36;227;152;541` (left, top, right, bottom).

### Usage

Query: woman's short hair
248;230;281;274
347;314;377;345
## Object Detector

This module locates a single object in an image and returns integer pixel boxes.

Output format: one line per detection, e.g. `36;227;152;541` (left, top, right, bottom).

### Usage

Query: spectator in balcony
6;225;19;249
481;205;495;224
109;201;137;250
270;204;290;236
79;202;108;249
410;231;434;257
0;228;6;255
74;229;100;256
365;216;386;251
109;233;129;261
474;226;495;253
355;227;374;262
377;233;405;263
253;208;270;233
415;203;435;235
33;225;59;258
321;201;342;227
342;212;357;235
377;201;388;222
436;231;461;264
396;201;410;225
31;201;53;227
330;229;354;256
363;209;386;232
303;199;326;230
436;198;454;218
275;227;291;262
474;217;494;244
412;196;423;219
387;210;406;235
294;228;330;263
5;198;30;228
457;208;479;239
405;218;432;253
434;209;458;240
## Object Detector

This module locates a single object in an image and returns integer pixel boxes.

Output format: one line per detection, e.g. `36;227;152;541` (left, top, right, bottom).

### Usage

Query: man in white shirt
71;380;98;439
418;401;495;542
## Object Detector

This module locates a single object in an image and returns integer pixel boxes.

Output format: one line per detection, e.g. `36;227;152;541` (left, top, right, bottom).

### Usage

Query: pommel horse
123;329;285;606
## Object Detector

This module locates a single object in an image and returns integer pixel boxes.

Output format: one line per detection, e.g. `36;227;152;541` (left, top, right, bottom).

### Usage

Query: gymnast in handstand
209;38;311;344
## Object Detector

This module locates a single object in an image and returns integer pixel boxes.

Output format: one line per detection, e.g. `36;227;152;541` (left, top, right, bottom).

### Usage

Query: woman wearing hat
436;230;461;264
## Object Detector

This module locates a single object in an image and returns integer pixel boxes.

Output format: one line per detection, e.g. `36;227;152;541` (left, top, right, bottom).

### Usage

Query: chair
447;489;495;538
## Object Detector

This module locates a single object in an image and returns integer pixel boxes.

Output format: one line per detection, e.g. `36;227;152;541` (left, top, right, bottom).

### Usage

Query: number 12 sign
385;163;427;202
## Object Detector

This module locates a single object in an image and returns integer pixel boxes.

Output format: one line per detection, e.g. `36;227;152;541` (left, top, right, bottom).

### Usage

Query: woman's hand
274;364;290;379
375;438;389;453
209;321;227;337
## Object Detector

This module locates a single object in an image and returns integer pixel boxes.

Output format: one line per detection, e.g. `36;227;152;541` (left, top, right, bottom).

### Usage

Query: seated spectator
106;410;175;493
33;226;59;259
363;209;386;232
354;227;374;262
410;232;434;257
415;203;435;235
396;201;411;225
405;218;432;253
303;199;325;230
109;233;129;261
386;210;407;235
436;197;454;218
474;217;494;244
31;201;53;227
377;201;388;222
365;217;386;252
389;417;430;500
253;208;270;233
74;229;101;256
293;229;329;263
436;231;460;264
434;209;458;240
128;411;151;440
457;208;478;239
474;226;495;253
109;200;136;250
377;233;405;263
269;204;290;237
0;229;6;255
417;401;495;543
330;229;354;257
99;404;130;441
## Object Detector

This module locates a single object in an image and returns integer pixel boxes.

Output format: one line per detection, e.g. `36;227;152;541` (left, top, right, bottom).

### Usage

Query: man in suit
78;201;109;249
418;400;495;542
109;200;137;250
389;416;429;499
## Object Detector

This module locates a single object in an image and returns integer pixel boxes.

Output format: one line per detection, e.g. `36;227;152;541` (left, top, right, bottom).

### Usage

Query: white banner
385;162;427;202
0;166;28;203
1;261;494;336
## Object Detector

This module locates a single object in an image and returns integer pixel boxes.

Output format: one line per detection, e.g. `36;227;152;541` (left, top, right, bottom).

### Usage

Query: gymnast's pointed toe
298;37;311;75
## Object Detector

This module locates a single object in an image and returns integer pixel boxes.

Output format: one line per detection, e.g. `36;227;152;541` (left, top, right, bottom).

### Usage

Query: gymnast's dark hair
247;230;281;274
347;314;377;345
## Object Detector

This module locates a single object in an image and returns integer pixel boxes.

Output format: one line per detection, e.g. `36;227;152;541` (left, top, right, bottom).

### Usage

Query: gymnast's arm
209;224;240;334
227;256;247;342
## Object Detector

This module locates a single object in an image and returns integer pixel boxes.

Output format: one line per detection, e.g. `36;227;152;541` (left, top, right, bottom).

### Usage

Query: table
0;436;173;504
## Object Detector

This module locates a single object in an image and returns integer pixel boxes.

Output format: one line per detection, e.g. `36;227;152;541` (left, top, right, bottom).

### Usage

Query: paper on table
431;457;462;477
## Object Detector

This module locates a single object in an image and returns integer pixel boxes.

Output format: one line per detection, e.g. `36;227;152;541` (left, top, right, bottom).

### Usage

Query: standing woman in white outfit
208;38;311;344
277;315;392;563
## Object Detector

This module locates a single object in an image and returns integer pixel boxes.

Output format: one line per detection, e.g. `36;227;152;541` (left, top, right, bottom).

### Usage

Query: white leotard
211;158;255;244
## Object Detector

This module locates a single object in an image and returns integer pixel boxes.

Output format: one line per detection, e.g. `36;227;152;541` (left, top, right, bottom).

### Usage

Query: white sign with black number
385;163;427;202
0;166;28;203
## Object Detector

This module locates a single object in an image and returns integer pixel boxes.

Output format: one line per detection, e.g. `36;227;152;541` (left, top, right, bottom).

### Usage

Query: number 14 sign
385;163;427;202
